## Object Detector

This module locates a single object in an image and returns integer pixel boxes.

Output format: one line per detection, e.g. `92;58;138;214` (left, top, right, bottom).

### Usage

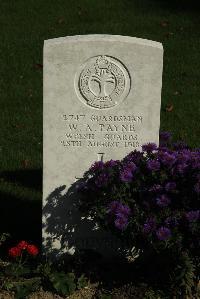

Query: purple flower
191;153;200;169
159;131;172;143
109;202;131;231
127;162;138;172
165;182;176;192
95;173;109;187
185;210;200;222
120;162;137;183
147;160;160;171
173;141;189;150
194;181;200;194
176;163;188;174
143;217;156;234
156;227;171;241
120;168;133;182
114;215;128;230
149;184;163;192
108;201;120;214
165;216;178;227
143;223;152;234
116;203;131;217
90;161;104;171
158;146;169;152
108;202;131;218
142;142;157;152
192;160;200;170
177;150;191;163
105;159;119;167
124;150;143;165
159;151;176;167
156;194;171;207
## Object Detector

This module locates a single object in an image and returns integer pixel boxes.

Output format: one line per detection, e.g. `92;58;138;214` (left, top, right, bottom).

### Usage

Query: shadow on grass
0;191;41;244
0;169;42;248
1;169;42;192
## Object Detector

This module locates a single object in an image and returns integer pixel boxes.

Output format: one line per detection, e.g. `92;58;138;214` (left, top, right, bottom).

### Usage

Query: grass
0;0;200;242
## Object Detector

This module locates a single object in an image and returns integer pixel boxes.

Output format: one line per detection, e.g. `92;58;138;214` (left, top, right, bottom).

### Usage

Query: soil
0;291;14;299
0;284;97;299
0;284;157;299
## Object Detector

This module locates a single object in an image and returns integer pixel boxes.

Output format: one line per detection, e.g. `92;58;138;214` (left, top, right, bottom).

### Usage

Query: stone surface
43;35;163;258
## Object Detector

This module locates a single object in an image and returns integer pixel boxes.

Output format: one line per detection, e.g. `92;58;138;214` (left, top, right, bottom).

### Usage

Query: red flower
27;244;39;256
17;240;28;250
8;246;21;258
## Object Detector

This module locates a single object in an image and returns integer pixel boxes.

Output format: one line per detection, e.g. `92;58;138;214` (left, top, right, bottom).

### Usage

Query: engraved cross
97;152;105;162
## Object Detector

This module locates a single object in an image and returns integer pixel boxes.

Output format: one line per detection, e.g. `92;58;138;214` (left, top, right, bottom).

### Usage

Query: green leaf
100;294;112;299
50;271;76;296
4;281;14;291
77;274;88;290
37;260;52;277
15;283;34;299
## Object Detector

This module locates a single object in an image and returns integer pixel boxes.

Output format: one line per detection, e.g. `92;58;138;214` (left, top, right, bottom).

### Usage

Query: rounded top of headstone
44;34;163;50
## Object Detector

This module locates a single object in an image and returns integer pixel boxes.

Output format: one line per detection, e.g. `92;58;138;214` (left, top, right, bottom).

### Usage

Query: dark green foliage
36;258;89;296
0;233;10;246
0;252;89;298
36;259;52;279
3;277;41;298
170;252;196;298
4;262;31;278
49;271;76;296
144;289;164;299
77;273;88;290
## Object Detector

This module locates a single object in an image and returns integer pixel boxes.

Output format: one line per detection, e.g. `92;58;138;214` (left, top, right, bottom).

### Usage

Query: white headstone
43;35;163;258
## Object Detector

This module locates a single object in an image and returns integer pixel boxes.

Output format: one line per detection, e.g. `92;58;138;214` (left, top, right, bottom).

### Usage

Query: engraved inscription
75;56;131;109
60;114;143;150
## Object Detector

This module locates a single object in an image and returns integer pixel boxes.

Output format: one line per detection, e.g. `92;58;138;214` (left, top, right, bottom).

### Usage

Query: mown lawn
0;0;200;243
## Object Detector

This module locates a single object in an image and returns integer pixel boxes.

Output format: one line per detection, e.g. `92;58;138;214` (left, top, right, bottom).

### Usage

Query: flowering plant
77;132;200;257
7;241;39;278
8;241;39;258
1;240;88;297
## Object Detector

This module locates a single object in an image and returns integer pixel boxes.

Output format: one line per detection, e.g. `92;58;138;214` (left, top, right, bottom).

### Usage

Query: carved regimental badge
75;55;131;109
